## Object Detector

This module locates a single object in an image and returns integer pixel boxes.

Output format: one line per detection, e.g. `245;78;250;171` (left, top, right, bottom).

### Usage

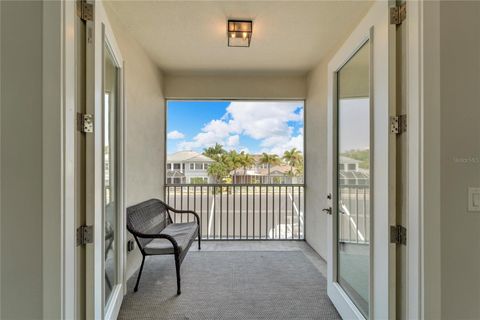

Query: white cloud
226;135;240;148
167;130;185;139
177;101;304;154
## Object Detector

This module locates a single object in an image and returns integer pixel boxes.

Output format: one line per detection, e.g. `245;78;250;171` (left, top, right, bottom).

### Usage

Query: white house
166;151;215;184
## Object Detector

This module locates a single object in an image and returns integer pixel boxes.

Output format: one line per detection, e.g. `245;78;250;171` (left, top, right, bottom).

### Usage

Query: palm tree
283;148;302;176
203;143;226;161
260;153;281;184
226;150;243;184
239;151;255;183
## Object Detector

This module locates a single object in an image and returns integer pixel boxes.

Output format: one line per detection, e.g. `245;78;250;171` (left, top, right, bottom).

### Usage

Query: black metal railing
338;184;370;244
165;184;304;240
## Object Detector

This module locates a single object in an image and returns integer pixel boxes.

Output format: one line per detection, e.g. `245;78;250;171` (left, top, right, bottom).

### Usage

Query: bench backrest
126;199;172;248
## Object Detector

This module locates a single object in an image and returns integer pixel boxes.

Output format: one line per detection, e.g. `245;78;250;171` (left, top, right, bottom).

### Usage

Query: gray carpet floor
118;251;340;320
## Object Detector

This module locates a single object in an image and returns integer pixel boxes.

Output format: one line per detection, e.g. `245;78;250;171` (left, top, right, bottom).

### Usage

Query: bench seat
144;222;198;255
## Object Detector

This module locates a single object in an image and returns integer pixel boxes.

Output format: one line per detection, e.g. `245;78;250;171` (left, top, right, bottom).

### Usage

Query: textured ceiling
105;0;373;75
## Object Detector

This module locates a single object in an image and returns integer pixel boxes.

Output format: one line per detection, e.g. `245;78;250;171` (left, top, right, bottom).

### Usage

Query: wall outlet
468;187;480;212
127;239;135;252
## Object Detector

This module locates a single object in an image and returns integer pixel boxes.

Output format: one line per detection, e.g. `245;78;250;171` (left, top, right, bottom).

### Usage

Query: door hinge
390;114;407;134
76;225;94;246
390;225;407;245
390;3;406;25
77;113;94;133
77;0;94;21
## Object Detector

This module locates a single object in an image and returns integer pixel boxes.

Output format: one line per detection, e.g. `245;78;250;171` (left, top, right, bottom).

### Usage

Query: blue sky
167;101;304;155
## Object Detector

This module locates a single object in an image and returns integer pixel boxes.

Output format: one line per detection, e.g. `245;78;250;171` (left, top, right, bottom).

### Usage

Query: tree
203;143;226;161
283;148;303;176
260;153;281;183
239;151;255;182
207;161;229;183
226;150;243;183
341;149;369;169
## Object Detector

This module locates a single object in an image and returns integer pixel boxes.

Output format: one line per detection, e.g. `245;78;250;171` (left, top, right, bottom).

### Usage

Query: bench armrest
127;228;179;249
165;205;200;225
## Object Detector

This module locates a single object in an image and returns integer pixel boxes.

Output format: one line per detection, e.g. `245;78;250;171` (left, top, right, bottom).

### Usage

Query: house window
173;163;180;170
347;164;356;171
167;163;172;170
195;163;203;170
190;163;194;170
339;164;345;171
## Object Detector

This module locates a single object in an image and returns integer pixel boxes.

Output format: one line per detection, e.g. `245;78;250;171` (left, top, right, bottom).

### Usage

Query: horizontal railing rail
338;184;370;244
164;184;304;240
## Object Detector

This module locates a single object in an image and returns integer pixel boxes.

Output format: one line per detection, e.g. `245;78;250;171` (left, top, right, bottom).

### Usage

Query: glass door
326;2;397;319
336;41;371;318
103;44;119;308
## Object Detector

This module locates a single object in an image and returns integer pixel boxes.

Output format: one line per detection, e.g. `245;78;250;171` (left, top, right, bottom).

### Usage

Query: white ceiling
105;1;373;76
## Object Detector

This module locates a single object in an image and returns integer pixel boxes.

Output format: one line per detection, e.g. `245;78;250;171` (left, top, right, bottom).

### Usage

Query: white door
85;1;125;319
326;2;396;319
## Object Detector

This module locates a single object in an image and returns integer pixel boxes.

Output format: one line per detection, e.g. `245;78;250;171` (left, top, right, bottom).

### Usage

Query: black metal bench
126;199;201;295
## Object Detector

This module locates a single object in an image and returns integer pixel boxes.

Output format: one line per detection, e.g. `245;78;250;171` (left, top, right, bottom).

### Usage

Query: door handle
322;207;332;215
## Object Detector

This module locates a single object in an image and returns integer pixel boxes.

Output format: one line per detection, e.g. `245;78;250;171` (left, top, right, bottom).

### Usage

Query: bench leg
134;255;145;292
198;230;201;250
175;254;181;295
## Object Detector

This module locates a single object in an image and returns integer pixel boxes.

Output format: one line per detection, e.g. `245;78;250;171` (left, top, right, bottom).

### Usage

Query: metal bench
126;199;201;295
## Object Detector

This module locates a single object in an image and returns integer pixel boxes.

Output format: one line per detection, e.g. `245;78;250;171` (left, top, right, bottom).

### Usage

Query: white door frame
42;1;76;319
41;0;126;319
327;1;396;319
405;1;441;319
85;1;125;319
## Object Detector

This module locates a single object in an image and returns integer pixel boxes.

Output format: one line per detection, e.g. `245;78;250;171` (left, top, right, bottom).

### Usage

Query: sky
167;100;304;155
338;98;370;152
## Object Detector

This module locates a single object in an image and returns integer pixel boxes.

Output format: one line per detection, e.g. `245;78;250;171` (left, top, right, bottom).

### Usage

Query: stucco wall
107;8;166;279
0;1;44;318
439;2;480;318
304;60;330;260
164;74;306;100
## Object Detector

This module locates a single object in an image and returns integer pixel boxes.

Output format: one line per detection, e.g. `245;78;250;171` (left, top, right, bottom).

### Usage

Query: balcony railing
338;184;370;244
165;184;304;240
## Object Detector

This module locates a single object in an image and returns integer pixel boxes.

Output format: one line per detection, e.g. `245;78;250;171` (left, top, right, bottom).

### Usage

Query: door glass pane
336;41;370;317
104;45;119;306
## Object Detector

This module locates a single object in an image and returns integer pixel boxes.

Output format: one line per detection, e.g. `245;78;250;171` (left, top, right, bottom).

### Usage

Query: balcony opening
165;100;305;240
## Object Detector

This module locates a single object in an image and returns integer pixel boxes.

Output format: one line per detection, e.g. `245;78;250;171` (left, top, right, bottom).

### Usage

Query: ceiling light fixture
227;20;253;47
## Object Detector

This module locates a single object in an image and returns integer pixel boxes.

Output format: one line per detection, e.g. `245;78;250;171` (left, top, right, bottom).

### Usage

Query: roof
167;151;215;163
166;170;185;178
339;171;369;180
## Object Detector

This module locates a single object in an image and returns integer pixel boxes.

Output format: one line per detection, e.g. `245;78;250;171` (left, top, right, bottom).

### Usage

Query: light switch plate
468;187;480;211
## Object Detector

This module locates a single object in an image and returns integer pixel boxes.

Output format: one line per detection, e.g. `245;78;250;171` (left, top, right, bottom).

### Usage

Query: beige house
231;155;302;184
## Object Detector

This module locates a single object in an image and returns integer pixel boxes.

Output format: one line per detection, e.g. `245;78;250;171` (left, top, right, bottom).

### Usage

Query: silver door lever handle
322;207;332;215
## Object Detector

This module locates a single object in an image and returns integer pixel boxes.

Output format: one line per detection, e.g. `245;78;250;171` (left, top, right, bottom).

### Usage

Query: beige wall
107;9;166;279
439;2;480;318
0;1;44;318
164;74;306;99
304;60;330;260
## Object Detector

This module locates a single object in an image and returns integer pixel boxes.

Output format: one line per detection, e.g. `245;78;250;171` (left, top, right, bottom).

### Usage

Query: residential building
231;154;303;184
166;151;214;184
338;156;369;186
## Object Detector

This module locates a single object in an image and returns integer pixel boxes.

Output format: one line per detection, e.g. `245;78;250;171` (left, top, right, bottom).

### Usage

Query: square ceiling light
227;20;253;47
